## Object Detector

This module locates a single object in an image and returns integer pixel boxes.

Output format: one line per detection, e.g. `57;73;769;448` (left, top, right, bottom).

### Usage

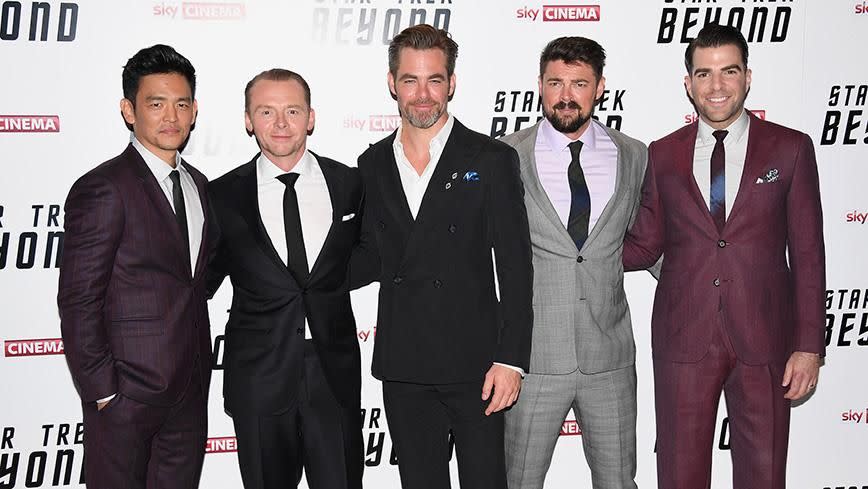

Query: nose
163;104;178;122
416;80;431;100
275;110;288;128
710;72;724;90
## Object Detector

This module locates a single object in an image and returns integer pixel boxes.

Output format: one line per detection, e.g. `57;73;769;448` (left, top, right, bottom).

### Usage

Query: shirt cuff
96;394;117;404
493;362;526;378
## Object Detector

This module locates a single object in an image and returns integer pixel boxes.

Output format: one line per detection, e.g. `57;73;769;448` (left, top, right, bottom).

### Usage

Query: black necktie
567;140;591;250
710;130;728;233
168;170;190;254
276;173;309;284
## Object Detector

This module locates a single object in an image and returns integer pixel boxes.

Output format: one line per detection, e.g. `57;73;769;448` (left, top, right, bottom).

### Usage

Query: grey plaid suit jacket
501;121;647;375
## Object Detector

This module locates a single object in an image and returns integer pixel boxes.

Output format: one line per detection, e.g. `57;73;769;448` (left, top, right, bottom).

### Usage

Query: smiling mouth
707;96;730;104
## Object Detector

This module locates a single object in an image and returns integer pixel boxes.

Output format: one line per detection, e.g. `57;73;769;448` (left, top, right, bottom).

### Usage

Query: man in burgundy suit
624;24;825;489
58;45;212;489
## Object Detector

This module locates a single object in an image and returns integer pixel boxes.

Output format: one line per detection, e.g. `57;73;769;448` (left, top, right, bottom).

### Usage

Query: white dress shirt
257;150;332;339
392;115;523;376
693;110;750;219
133;138;205;271
393;114;455;218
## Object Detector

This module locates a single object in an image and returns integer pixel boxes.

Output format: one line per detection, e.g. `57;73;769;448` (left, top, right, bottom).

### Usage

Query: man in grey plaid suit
500;37;647;489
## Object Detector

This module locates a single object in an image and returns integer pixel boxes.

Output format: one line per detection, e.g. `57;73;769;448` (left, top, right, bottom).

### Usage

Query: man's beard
401;98;446;129
543;100;591;134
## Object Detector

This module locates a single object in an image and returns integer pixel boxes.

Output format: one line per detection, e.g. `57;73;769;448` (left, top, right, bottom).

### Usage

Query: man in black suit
207;69;364;489
355;24;534;489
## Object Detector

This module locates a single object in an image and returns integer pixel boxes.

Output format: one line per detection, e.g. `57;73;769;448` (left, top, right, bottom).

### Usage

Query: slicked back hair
122;44;196;106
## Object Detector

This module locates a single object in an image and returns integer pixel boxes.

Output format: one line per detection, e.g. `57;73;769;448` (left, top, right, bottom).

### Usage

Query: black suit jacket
207;152;363;416
59;144;213;407
356;119;534;384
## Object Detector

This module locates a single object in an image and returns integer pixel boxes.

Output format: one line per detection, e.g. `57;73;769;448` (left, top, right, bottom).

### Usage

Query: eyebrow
693;64;743;75
144;95;193;102
397;73;446;81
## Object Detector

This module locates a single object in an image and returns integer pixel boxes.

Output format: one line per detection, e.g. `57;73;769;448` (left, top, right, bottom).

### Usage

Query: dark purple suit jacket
624;114;826;365
59;144;213;406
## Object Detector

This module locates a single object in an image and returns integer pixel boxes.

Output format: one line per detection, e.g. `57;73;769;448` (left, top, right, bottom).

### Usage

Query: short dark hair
685;24;749;74
244;69;311;112
539;36;606;80
388;24;458;77
122;44;196;106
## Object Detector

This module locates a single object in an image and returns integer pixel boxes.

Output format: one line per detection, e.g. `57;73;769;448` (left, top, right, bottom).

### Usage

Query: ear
387;71;397;99
684;74;694;100
538;75;543;96
448;73;456;97
191;99;198;126
595;75;606;101
745;67;752;92
244;110;253;135
307;107;316;133
120;98;136;126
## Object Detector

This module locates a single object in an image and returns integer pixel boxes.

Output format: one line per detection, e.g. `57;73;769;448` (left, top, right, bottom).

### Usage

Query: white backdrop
1;1;866;488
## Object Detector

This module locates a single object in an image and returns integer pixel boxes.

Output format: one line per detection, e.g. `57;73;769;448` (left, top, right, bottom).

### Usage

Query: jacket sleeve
786;134;826;356
349;153;382;290
489;145;534;371
623;143;665;272
58;173;122;403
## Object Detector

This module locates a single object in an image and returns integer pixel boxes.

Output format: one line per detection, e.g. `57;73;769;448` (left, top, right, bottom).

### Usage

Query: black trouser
383;380;507;489
233;341;363;489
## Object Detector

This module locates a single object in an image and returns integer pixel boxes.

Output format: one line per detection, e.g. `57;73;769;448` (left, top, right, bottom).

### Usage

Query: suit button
296;328;303;335
576;256;584;263
448;224;457;233
718;240;727;248
393;276;403;285
713;278;721;287
378;221;386;231
433;279;442;288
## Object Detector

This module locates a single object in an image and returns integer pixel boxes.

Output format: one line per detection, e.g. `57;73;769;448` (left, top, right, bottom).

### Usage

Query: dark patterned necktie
168;170;190;254
567;140;591;250
276;173;309;284
710;130;728;233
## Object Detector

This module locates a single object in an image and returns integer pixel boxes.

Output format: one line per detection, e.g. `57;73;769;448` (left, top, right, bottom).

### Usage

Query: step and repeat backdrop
1;1;866;488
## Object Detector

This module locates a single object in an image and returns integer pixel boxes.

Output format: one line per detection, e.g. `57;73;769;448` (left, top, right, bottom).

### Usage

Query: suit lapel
518;124;576;251
581;125;628;251
726;114;767;224
678;123;720;233
376;134;415;235
128;145;192;278
307;153;342;281
182;159;210;280
234;156;295;280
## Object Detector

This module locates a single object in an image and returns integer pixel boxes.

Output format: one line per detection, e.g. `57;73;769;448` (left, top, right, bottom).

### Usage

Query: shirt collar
132;136;183;182
539;117;599;154
393;113;455;156
257;150;316;184
697;109;750;145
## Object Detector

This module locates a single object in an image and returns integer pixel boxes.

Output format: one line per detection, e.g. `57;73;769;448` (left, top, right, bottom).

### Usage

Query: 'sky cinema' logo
4;338;64;357
516;4;600;22
343;114;401;133
0;115;60;133
0;1;78;42
841;407;868;425
856;1;868;14
312;0;452;45
206;437;238;453
845;210;868;224
821;84;868;146
657;0;793;44
683;109;765;125
153;2;245;20
560;420;582;436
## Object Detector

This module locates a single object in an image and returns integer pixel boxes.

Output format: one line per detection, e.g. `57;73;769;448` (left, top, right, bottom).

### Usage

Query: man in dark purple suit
58;45;212;489
624;24;825;489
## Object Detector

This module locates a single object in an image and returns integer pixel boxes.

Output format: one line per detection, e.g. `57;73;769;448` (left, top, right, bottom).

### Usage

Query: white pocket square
341;213;356;222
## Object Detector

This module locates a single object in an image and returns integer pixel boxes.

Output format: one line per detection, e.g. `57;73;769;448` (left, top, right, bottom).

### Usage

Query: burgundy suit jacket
624;114;826;365
59;144;213;406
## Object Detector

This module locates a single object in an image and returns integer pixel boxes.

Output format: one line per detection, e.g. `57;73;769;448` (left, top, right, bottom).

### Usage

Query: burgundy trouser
654;322;791;489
